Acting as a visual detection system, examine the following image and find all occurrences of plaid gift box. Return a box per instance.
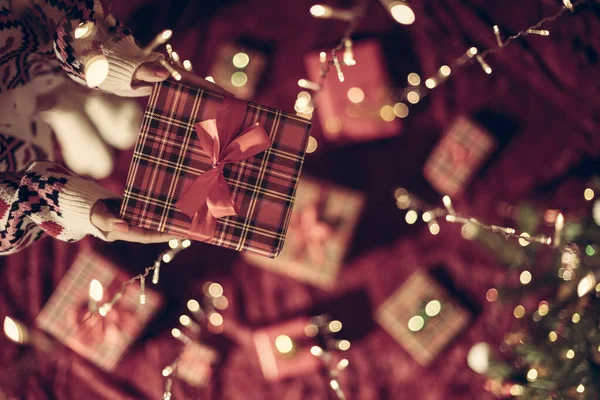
[375,271,470,366]
[252,316,323,381]
[120,79,311,257]
[35,251,162,371]
[304,40,402,143]
[423,116,496,197]
[208,42,268,100]
[243,178,365,288]
[175,342,219,387]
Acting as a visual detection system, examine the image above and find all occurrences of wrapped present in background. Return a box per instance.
[173,342,219,387]
[252,315,349,381]
[244,178,365,288]
[120,79,311,257]
[304,39,402,143]
[375,271,470,366]
[35,251,162,371]
[423,116,496,198]
[207,41,268,100]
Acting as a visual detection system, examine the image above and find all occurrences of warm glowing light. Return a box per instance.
[572,313,581,323]
[205,76,215,83]
[577,384,585,393]
[425,300,442,317]
[394,103,409,118]
[461,223,478,240]
[584,188,595,201]
[183,60,192,71]
[468,47,478,56]
[421,212,432,223]
[485,288,498,302]
[328,320,343,333]
[380,105,396,122]
[208,283,224,298]
[171,328,181,338]
[85,56,109,87]
[405,210,418,225]
[513,305,525,318]
[330,380,340,390]
[161,30,173,41]
[187,299,200,312]
[518,233,530,247]
[347,87,365,103]
[275,334,294,354]
[89,279,104,302]
[310,4,329,17]
[337,359,350,369]
[389,2,415,25]
[566,349,575,359]
[467,343,490,374]
[232,52,250,68]
[439,65,451,76]
[407,73,421,86]
[231,71,248,87]
[74,22,95,39]
[304,324,319,337]
[519,271,532,285]
[306,136,319,153]
[3,317,25,344]
[181,239,191,248]
[213,295,229,310]
[586,245,596,256]
[325,118,343,134]
[538,302,549,316]
[168,239,179,249]
[209,312,224,327]
[179,315,191,326]
[425,78,437,89]
[578,272,596,297]
[408,315,425,332]
[310,345,324,357]
[406,91,420,104]
[429,222,440,235]
[162,252,173,263]
[510,385,524,396]
[476,55,492,74]
[548,331,558,342]
[162,366,173,377]
[337,340,351,351]
[526,368,538,382]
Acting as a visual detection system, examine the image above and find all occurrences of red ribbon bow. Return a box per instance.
[175,97,272,240]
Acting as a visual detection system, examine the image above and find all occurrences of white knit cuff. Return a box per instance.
[59,177,119,240]
[100,36,162,97]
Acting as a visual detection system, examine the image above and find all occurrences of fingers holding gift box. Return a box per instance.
[120,79,311,257]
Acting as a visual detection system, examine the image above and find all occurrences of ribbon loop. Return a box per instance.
[175,97,272,240]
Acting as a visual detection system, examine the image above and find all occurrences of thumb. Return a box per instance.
[134,62,170,84]
[90,199,127,232]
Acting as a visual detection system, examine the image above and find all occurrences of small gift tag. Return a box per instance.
[375,271,470,366]
[243,178,365,288]
[36,250,163,371]
[423,116,496,198]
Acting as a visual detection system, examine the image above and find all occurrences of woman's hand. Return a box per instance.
[91,199,180,244]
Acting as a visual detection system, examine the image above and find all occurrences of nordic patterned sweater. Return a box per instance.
[0,0,154,255]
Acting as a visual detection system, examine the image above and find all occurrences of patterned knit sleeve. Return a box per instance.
[50,0,161,97]
[0,145,117,255]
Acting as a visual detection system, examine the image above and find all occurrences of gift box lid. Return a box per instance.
[120,80,312,258]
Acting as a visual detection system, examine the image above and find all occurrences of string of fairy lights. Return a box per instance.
[295,0,581,123]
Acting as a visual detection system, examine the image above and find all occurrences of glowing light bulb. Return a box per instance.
[425,300,442,317]
[407,73,421,86]
[89,279,104,302]
[208,283,224,298]
[577,272,596,297]
[85,56,109,88]
[347,87,365,103]
[425,78,437,89]
[310,4,330,17]
[209,312,223,327]
[408,316,425,331]
[232,52,250,68]
[310,346,324,357]
[526,369,538,382]
[388,2,415,25]
[394,103,409,118]
[3,317,26,344]
[328,320,343,333]
[231,71,248,87]
[74,22,95,39]
[306,136,318,153]
[439,65,451,77]
[519,271,532,285]
[405,210,418,224]
[275,335,294,354]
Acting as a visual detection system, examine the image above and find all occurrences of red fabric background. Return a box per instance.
[2,0,600,398]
